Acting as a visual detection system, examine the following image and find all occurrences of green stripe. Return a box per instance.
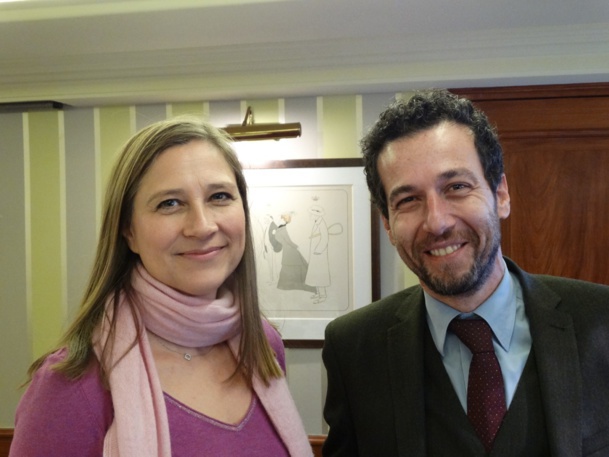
[245,99,279,123]
[170,101,207,118]
[98,106,134,196]
[28,111,66,357]
[0,113,31,426]
[321,95,358,158]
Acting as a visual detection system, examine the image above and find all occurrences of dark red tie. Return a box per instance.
[449,318,507,453]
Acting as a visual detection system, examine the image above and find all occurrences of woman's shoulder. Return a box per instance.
[28,348,110,404]
[262,319,281,347]
[261,319,286,372]
[12,348,113,456]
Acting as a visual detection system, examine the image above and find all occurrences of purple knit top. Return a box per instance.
[10,322,290,457]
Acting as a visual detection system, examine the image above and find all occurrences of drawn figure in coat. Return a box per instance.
[270,212,316,293]
[259,214,281,284]
[305,205,331,304]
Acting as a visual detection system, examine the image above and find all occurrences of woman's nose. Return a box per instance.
[183,206,217,238]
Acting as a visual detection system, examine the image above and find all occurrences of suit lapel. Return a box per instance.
[514,265,582,457]
[387,289,427,457]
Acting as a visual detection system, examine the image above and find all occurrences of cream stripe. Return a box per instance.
[316,96,324,157]
[355,95,363,144]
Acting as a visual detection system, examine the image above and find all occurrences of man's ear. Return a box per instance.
[496,174,511,220]
[381,215,396,246]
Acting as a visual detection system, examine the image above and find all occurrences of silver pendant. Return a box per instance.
[184,353,192,361]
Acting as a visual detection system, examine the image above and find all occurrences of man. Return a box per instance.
[322,89,609,456]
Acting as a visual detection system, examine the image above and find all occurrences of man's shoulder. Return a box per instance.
[514,264,609,300]
[508,257,608,293]
[326,285,421,336]
[531,274,609,315]
[507,258,609,316]
[534,273,609,294]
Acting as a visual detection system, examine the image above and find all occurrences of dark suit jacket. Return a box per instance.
[322,258,609,456]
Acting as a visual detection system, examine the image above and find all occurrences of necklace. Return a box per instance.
[148,332,214,361]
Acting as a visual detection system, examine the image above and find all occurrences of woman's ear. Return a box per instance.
[122,227,138,254]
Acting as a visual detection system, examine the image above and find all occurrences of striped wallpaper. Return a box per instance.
[0,92,400,428]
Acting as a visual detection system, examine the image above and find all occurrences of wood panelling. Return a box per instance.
[309,434,326,457]
[0,429,12,457]
[503,136,609,284]
[453,83,609,284]
[453,83,609,102]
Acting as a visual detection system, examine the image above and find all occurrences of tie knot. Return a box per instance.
[449,318,495,354]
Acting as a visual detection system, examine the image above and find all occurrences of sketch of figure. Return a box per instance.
[305,205,331,303]
[260,214,281,283]
[270,213,316,293]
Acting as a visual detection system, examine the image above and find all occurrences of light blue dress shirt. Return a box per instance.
[425,259,532,411]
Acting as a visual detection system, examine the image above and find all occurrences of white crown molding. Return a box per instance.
[1,1,608,105]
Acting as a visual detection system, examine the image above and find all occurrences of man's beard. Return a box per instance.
[406,217,502,297]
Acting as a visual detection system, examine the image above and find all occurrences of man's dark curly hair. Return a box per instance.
[361,89,504,219]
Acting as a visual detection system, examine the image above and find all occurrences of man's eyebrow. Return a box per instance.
[439,168,479,183]
[387,184,416,204]
[386,168,481,203]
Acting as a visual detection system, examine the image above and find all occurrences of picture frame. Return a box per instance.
[243,158,380,348]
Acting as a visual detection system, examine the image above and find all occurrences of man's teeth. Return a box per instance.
[429,245,461,257]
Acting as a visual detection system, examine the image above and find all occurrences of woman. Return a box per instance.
[10,117,312,456]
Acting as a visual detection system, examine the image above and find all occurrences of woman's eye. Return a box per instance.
[157,199,180,209]
[211,192,233,202]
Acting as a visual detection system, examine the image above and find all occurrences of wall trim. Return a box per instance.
[0,429,13,457]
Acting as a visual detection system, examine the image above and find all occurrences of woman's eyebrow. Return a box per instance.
[145,189,184,206]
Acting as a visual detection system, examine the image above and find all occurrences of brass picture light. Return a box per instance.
[222,106,301,141]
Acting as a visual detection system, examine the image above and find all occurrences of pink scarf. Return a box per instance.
[93,264,312,456]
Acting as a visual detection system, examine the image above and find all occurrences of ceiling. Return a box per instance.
[1,0,608,107]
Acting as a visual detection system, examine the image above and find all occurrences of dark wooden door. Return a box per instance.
[452,84,609,285]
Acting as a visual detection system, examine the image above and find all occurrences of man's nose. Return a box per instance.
[423,194,455,236]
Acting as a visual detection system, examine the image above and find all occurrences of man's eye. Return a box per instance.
[449,183,469,192]
[397,196,415,207]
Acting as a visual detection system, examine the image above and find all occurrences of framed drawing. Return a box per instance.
[243,158,380,348]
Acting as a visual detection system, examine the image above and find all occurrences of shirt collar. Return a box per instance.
[425,258,516,356]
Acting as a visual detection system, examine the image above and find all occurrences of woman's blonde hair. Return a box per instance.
[28,116,282,385]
